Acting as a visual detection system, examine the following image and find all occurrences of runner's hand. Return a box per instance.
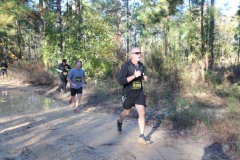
[83,82,87,89]
[143,73,148,82]
[134,70,141,78]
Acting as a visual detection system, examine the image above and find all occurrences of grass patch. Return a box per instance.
[9,61,56,85]
[205,71,223,85]
[227,96,240,120]
[86,80,120,106]
[169,98,203,129]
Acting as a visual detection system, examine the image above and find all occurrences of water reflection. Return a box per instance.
[0,90,65,115]
[1,90,8,103]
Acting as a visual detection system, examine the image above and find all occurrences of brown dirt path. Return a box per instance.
[0,80,233,160]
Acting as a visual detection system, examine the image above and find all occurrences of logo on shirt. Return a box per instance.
[76,77,82,82]
[132,81,141,89]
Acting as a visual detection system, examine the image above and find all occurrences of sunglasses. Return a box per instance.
[132,52,141,55]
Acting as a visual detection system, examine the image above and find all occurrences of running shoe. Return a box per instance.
[117,120,122,133]
[138,135,151,144]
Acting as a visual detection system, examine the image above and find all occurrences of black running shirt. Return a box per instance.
[118,60,144,98]
[58,63,71,78]
[0,63,8,71]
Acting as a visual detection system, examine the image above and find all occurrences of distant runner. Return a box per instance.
[1,60,8,79]
[117,47,150,144]
[57,59,71,93]
[67,61,86,113]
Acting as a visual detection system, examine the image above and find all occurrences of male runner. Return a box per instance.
[1,60,8,79]
[117,47,150,144]
[67,61,86,113]
[57,59,71,93]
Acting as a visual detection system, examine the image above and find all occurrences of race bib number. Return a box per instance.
[132,81,141,89]
[63,72,67,76]
[76,77,82,82]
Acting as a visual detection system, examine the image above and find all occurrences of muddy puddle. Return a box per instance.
[0,89,65,115]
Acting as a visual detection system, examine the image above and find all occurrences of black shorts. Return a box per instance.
[2,70,7,75]
[70,87,82,96]
[60,77,67,84]
[122,92,146,109]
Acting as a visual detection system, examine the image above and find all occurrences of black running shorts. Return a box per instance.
[70,87,82,96]
[122,91,146,109]
[2,70,7,75]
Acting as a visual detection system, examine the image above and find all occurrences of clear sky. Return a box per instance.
[215,0,239,16]
[36,0,239,16]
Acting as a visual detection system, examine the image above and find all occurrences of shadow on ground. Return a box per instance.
[202,142,231,160]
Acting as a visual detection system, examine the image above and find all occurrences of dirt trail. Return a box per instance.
[0,80,233,160]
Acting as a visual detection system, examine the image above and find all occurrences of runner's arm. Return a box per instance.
[56,69,62,73]
[141,66,148,82]
[83,72,87,84]
[56,64,62,73]
[67,71,73,84]
[118,64,135,85]
[67,77,73,85]
[67,71,77,87]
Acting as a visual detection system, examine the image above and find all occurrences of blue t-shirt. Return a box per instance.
[67,68,85,89]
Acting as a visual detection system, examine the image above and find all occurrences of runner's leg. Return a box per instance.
[135,104,145,135]
[63,78,67,93]
[60,78,65,92]
[69,88,75,105]
[119,109,130,123]
[74,93,81,110]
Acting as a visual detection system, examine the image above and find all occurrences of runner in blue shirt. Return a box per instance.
[67,61,86,113]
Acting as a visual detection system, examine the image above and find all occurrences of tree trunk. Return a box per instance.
[209,0,215,69]
[74,0,83,41]
[201,0,205,56]
[164,18,170,56]
[56,0,62,63]
[205,51,209,71]
[189,0,192,11]
[134,27,138,47]
[28,31,31,60]
[4,42,8,59]
[205,3,209,47]
[238,36,240,63]
[126,0,129,55]
[39,0,45,36]
[16,20,22,59]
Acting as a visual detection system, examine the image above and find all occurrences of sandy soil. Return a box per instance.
[0,80,234,160]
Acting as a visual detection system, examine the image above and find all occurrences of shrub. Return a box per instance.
[205,71,222,85]
[9,61,56,85]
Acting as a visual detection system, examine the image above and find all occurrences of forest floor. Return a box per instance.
[0,78,237,160]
